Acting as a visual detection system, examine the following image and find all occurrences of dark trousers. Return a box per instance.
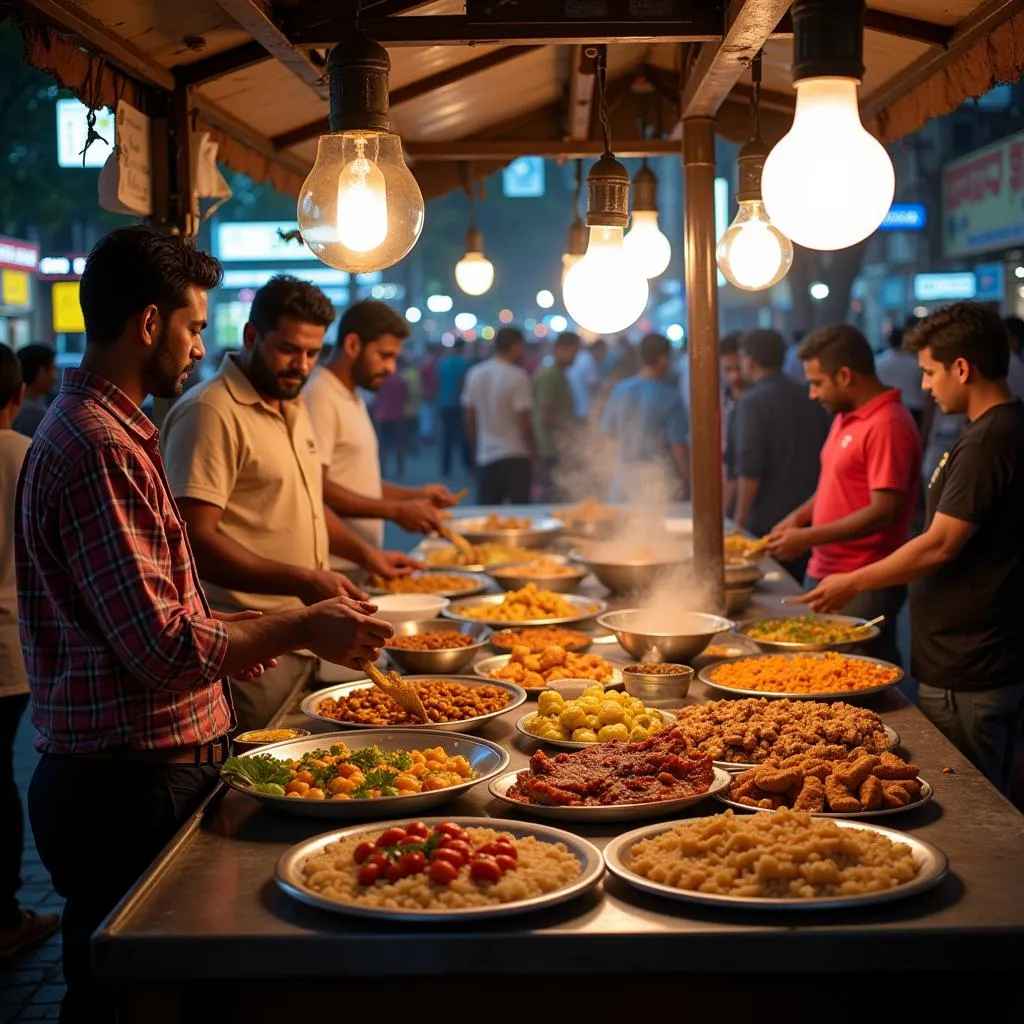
[29,755,219,1023]
[477,457,532,505]
[804,575,907,666]
[376,419,406,479]
[1,693,29,930]
[440,407,471,475]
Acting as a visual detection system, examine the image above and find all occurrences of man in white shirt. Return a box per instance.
[305,300,458,571]
[876,324,925,427]
[462,326,536,504]
[566,336,607,420]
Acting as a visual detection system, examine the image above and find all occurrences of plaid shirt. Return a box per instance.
[15,369,233,754]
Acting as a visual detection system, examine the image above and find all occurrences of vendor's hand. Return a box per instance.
[418,483,460,508]
[362,548,426,580]
[771,512,802,535]
[793,573,860,614]
[297,569,369,605]
[212,610,279,678]
[392,498,446,534]
[767,526,812,563]
[305,596,393,667]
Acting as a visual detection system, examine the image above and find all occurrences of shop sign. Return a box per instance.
[0,237,39,273]
[502,157,545,198]
[879,204,927,231]
[39,256,86,278]
[214,222,317,262]
[973,262,1005,302]
[1,270,30,308]
[913,272,977,302]
[52,281,86,334]
[942,128,1024,258]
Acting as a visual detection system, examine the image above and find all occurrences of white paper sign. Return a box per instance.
[115,100,152,215]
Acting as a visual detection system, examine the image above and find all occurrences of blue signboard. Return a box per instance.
[502,157,545,198]
[973,261,1005,302]
[879,204,927,232]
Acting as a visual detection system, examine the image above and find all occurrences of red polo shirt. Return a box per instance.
[807,389,922,578]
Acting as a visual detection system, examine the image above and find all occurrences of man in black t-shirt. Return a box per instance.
[798,303,1024,793]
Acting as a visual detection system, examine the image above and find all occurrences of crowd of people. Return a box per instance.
[0,225,1022,1020]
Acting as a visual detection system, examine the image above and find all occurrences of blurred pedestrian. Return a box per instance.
[532,331,581,499]
[438,340,472,475]
[567,336,607,421]
[12,343,57,438]
[419,344,439,442]
[876,323,925,427]
[401,356,422,458]
[372,359,409,479]
[1002,316,1024,398]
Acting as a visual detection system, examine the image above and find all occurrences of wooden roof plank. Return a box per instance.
[565,44,598,141]
[405,138,682,160]
[174,40,270,85]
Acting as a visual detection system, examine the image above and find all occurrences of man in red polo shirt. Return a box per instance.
[767,324,921,663]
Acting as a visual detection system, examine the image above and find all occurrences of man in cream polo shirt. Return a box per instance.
[162,276,381,730]
[305,300,458,571]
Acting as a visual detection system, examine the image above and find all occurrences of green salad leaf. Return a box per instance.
[346,745,385,772]
[220,754,291,789]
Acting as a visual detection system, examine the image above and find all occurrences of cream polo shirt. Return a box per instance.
[304,366,383,571]
[161,354,329,615]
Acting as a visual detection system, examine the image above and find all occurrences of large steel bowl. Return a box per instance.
[597,609,733,663]
[488,557,587,594]
[733,614,881,653]
[573,542,692,596]
[448,515,564,549]
[383,619,493,674]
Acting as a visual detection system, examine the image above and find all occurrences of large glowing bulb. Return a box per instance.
[563,226,649,334]
[561,251,583,290]
[298,131,424,273]
[716,200,794,291]
[623,210,672,279]
[762,78,894,251]
[454,250,494,296]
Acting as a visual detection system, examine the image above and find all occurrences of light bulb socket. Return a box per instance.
[791,0,865,83]
[585,154,631,229]
[565,217,587,257]
[631,162,660,213]
[736,138,770,203]
[327,29,392,134]
[465,225,485,253]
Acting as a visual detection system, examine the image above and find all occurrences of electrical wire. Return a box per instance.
[751,50,763,142]
[596,46,613,159]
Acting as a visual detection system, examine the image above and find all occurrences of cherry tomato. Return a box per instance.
[428,859,459,886]
[493,842,518,861]
[476,842,514,859]
[399,851,427,875]
[469,856,502,884]
[353,841,376,864]
[440,839,474,861]
[495,855,518,873]
[404,821,430,839]
[357,862,383,886]
[434,822,468,841]
[430,848,466,869]
[375,827,408,849]
[367,852,390,871]
[398,836,425,848]
[386,860,411,883]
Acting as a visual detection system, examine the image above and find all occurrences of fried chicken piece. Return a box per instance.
[833,754,877,790]
[538,645,567,671]
[874,751,920,780]
[824,774,861,813]
[729,773,760,802]
[756,794,785,809]
[881,781,911,808]
[752,765,803,793]
[793,775,826,812]
[899,778,923,800]
[858,775,884,811]
[510,644,532,663]
[800,758,834,781]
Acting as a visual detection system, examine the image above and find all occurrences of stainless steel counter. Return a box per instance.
[92,507,1024,1000]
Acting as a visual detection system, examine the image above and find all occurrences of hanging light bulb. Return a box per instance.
[623,161,672,279]
[455,226,495,296]
[761,0,894,251]
[297,30,424,272]
[717,56,794,292]
[563,49,649,334]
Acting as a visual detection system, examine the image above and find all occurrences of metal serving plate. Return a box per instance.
[474,654,623,692]
[698,651,904,702]
[449,515,565,548]
[221,730,509,819]
[733,614,881,654]
[488,766,732,823]
[724,560,765,587]
[383,619,492,675]
[365,570,489,600]
[444,592,607,629]
[490,628,594,655]
[715,777,934,820]
[488,558,588,594]
[300,675,528,733]
[516,709,677,751]
[275,816,604,921]
[604,816,948,910]
[711,723,902,771]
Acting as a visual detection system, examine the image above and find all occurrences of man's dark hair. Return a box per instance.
[249,275,335,335]
[495,326,525,354]
[904,302,1010,381]
[554,331,581,350]
[740,329,786,371]
[797,323,876,377]
[335,299,410,347]
[15,343,55,386]
[0,344,22,410]
[639,333,670,366]
[719,331,742,357]
[79,226,223,345]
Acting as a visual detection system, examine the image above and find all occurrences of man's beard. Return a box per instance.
[143,328,193,400]
[247,344,308,400]
[352,347,389,391]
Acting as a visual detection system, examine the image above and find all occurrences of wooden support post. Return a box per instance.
[682,116,724,614]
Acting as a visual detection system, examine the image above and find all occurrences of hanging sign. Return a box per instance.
[115,100,153,216]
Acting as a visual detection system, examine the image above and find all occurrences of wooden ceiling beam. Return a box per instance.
[173,41,270,86]
[405,139,682,161]
[680,0,792,119]
[564,45,598,142]
[861,9,955,46]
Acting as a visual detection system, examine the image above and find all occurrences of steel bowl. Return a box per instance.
[448,515,564,549]
[488,558,588,594]
[724,584,756,616]
[383,619,493,674]
[725,559,765,587]
[621,663,694,701]
[734,614,881,653]
[365,570,488,599]
[597,609,733,663]
[444,592,606,629]
[575,547,692,596]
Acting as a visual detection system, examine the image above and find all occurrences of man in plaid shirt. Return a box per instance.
[15,226,392,1023]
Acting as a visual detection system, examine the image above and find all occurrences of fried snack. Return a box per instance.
[752,766,802,794]
[386,630,477,652]
[491,557,580,579]
[874,751,921,780]
[706,652,901,695]
[488,643,615,690]
[881,782,911,808]
[315,679,511,726]
[426,542,524,568]
[793,775,827,812]
[833,754,878,790]
[744,616,872,646]
[369,572,478,595]
[491,627,591,652]
[459,583,595,623]
[824,774,861,813]
[858,775,884,811]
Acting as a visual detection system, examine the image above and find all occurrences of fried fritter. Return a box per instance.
[858,775,884,812]
[833,754,878,790]
[793,775,826,812]
[874,751,920,780]
[752,765,803,793]
[824,774,861,813]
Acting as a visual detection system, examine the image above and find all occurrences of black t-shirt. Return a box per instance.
[910,401,1024,690]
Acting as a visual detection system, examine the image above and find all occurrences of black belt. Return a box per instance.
[63,737,232,766]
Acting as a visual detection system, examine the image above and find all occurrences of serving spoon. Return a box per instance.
[359,658,430,723]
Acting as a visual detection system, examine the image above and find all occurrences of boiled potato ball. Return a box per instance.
[526,685,666,743]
